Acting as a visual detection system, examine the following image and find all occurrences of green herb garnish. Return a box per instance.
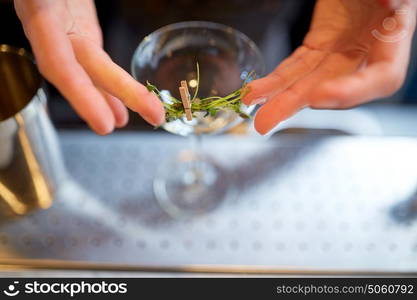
[146,63,255,123]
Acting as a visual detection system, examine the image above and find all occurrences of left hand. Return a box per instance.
[243,0,417,135]
[14,0,165,135]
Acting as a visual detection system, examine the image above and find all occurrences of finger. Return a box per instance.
[242,47,327,105]
[69,35,165,126]
[271,46,310,69]
[21,13,115,135]
[311,21,414,109]
[98,89,129,128]
[254,51,366,135]
[241,50,305,106]
[242,48,308,105]
[254,88,308,135]
[310,62,406,109]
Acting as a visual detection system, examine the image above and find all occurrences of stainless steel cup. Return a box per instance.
[0,45,67,217]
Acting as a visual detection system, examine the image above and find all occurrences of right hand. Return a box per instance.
[242,0,416,135]
[14,0,165,135]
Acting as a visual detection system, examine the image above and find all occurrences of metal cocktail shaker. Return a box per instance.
[0,45,67,217]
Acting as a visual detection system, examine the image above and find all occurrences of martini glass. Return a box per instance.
[132,21,264,217]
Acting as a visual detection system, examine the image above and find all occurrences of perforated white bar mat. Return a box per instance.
[1,132,417,274]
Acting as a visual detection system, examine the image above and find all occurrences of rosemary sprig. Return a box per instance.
[146,64,255,123]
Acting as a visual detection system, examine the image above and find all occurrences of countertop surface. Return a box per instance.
[2,105,417,277]
[1,130,417,276]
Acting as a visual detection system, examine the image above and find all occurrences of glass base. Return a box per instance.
[154,150,231,218]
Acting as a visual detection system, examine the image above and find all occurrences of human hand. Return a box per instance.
[14,0,165,135]
[243,0,417,135]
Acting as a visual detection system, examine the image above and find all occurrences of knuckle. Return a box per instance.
[388,78,404,95]
[383,71,405,95]
[286,85,302,99]
[36,59,51,78]
[297,54,314,71]
[270,71,288,87]
[36,56,62,80]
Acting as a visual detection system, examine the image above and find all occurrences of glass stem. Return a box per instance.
[187,134,204,184]
[189,133,203,157]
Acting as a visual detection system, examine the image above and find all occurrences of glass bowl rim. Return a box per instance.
[131,20,265,79]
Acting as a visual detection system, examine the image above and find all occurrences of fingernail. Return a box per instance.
[155,111,165,126]
[141,113,163,127]
[115,120,128,129]
[147,95,166,126]
[243,96,267,106]
[92,122,114,135]
[252,97,268,105]
[141,113,156,126]
[254,120,275,136]
[255,125,271,136]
